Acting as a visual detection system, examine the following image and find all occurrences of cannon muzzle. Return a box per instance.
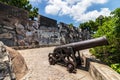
[54,36,108,51]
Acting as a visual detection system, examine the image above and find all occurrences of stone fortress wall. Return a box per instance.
[0,2,91,47]
[0,2,29,46]
[0,2,39,46]
[38,15,60,45]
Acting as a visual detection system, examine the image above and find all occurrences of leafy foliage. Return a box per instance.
[79,20,99,34]
[81,8,120,73]
[91,8,120,73]
[92,17,117,64]
[111,63,120,74]
[79,16,112,34]
[29,7,39,20]
[69,23,74,28]
[0,0,38,20]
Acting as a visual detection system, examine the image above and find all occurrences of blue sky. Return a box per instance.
[29,0,120,27]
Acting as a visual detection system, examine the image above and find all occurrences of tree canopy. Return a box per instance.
[79,8,120,74]
[79,20,99,34]
[69,23,74,28]
[91,8,120,73]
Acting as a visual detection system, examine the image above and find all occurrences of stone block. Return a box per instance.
[81,50,120,80]
[5,46,28,80]
[89,62,120,80]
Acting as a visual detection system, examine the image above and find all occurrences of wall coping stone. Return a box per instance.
[81,49,120,80]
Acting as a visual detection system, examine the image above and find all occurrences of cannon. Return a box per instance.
[48,36,109,73]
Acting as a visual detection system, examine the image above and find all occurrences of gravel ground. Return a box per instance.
[18,47,93,80]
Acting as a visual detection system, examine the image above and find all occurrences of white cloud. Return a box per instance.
[45,5,60,15]
[76,8,111,22]
[93,0,108,4]
[45,0,111,23]
[65,0,81,5]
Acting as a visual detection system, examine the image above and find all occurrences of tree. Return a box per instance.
[88,20,98,33]
[79,22,89,30]
[69,23,73,28]
[111,8,120,37]
[29,7,39,20]
[92,8,120,73]
[79,16,112,34]
[79,20,98,34]
[0,0,38,20]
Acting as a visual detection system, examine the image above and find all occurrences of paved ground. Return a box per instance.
[18,47,93,80]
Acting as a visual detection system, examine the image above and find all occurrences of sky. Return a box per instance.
[29,0,120,27]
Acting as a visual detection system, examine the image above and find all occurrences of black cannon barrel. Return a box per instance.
[55,36,109,51]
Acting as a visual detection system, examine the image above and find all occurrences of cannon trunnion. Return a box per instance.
[48,36,109,73]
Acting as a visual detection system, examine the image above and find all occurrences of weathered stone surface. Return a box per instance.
[0,2,28,22]
[81,50,120,80]
[58,22,82,44]
[39,26,60,45]
[0,2,83,47]
[38,15,57,27]
[89,62,120,80]
[81,29,91,40]
[18,47,93,80]
[5,46,28,80]
[0,2,29,46]
[0,33,13,39]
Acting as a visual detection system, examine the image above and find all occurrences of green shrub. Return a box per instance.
[91,8,120,74]
[111,63,120,74]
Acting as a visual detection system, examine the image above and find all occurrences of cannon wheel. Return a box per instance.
[49,57,56,65]
[67,62,76,73]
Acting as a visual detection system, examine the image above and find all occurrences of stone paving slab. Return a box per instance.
[18,47,93,80]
